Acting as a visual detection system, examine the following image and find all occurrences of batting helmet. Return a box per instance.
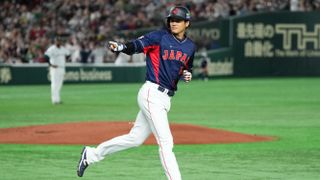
[167,6,191,21]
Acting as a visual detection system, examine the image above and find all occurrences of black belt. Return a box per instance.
[157,86,175,97]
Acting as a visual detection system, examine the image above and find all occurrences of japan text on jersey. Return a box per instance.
[133,29,196,91]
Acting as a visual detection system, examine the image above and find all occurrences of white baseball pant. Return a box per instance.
[85,81,181,180]
[50,67,65,104]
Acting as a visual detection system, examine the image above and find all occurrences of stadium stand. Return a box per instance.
[1,0,319,64]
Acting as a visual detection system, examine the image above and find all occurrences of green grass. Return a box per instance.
[0,78,320,180]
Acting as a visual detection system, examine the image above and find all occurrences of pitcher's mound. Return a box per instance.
[0,122,274,145]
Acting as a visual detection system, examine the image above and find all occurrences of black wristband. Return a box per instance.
[122,42,135,55]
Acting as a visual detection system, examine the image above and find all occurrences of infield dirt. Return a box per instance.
[0,122,274,145]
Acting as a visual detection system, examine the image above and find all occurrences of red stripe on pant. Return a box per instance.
[147,88,173,180]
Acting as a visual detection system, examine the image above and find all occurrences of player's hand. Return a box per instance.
[183,70,192,83]
[107,41,126,52]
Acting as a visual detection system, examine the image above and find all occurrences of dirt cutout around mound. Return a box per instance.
[0,122,274,145]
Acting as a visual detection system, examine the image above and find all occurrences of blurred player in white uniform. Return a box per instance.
[44,37,70,104]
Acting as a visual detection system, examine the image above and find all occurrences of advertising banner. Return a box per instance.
[232,11,320,76]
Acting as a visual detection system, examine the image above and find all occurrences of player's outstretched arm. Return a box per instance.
[106,41,136,55]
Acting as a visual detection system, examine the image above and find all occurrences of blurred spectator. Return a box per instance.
[114,52,145,65]
[65,36,81,62]
[79,42,92,63]
[114,52,131,65]
[89,42,107,64]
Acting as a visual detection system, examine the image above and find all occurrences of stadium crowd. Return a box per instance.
[1,0,320,64]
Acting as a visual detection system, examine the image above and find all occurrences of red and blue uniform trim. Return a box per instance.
[132,29,196,91]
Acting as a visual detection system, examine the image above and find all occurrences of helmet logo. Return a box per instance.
[172,8,179,15]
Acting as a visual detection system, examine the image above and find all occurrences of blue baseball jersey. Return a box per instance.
[131,29,196,91]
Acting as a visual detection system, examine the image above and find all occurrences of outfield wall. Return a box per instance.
[0,64,146,85]
[193,48,234,77]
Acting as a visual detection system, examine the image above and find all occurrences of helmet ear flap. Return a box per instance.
[166,18,170,28]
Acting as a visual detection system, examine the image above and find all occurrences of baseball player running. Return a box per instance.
[44,37,70,105]
[77,6,195,180]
